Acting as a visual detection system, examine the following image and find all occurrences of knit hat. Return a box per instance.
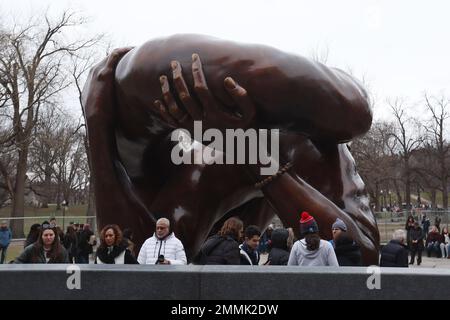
[332,218,347,232]
[299,211,319,235]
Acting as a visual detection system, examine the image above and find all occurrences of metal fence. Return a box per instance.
[375,210,450,244]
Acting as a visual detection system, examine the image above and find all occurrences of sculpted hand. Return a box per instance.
[154,53,256,133]
[82,47,133,125]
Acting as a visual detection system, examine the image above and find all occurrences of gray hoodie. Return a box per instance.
[288,239,339,266]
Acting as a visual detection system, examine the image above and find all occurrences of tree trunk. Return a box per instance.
[441,157,448,209]
[405,164,411,209]
[374,183,380,212]
[442,181,448,210]
[431,189,437,209]
[10,148,28,238]
[56,183,61,211]
[393,179,403,207]
[417,185,421,206]
[41,167,52,208]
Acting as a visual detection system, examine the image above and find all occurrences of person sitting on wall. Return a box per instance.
[425,226,443,258]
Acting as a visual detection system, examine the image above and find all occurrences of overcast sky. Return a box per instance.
[1,0,449,120]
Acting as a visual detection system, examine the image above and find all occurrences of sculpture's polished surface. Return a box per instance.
[82,34,379,265]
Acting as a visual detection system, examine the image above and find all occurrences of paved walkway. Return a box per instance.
[409,256,450,268]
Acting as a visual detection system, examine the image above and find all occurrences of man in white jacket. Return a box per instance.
[137,218,187,265]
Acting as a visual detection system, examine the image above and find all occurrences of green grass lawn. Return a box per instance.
[4,242,23,263]
[0,204,88,218]
[0,204,91,238]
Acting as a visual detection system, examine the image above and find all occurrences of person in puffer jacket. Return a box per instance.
[137,218,187,265]
[268,228,290,265]
[334,232,362,266]
[380,229,408,267]
[0,221,12,264]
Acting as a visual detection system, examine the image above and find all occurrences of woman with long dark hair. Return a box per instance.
[15,223,69,263]
[24,224,41,248]
[199,217,244,265]
[95,224,138,264]
[288,212,338,266]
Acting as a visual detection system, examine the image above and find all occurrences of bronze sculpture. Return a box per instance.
[82,34,380,265]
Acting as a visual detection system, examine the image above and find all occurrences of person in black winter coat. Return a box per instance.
[63,226,78,263]
[199,217,243,265]
[425,226,443,258]
[95,225,138,264]
[409,222,424,265]
[76,224,96,264]
[380,229,408,267]
[267,228,290,265]
[239,225,261,265]
[405,215,415,249]
[334,233,362,266]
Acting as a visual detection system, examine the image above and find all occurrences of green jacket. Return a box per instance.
[14,244,69,264]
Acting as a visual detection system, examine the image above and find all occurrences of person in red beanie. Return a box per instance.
[288,212,339,266]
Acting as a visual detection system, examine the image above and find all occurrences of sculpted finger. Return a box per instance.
[160,75,186,122]
[192,53,218,112]
[224,77,256,126]
[154,100,178,127]
[171,60,203,120]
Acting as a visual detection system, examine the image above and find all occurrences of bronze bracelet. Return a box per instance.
[254,162,294,189]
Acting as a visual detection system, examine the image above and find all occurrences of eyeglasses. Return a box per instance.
[42,224,53,230]
[156,226,168,230]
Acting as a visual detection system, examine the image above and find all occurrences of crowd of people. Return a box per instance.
[0,212,361,266]
[3,210,446,267]
[0,210,367,267]
[401,214,450,265]
[378,213,449,268]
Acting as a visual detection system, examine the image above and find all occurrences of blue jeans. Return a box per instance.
[426,242,440,257]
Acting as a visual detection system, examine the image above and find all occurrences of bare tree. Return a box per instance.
[70,53,100,218]
[29,106,67,207]
[352,120,397,211]
[388,98,424,210]
[70,43,111,225]
[0,11,101,236]
[410,146,441,209]
[422,93,450,209]
[54,127,87,210]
